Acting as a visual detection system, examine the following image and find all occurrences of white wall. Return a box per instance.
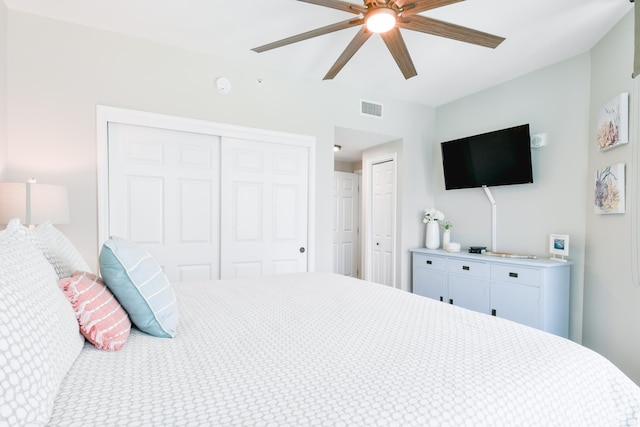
[334,160,356,173]
[0,2,7,179]
[4,11,433,286]
[583,11,640,384]
[434,53,591,343]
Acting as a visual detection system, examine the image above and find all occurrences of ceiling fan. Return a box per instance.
[251,0,505,80]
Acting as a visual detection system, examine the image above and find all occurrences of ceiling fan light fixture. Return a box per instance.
[366,8,396,33]
[251,1,506,81]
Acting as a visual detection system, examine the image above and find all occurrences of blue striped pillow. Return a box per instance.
[99,237,178,338]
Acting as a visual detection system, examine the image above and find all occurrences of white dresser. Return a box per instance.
[411,248,571,338]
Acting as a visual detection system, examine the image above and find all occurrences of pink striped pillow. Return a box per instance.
[58,271,131,351]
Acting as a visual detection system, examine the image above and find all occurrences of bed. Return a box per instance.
[2,221,640,426]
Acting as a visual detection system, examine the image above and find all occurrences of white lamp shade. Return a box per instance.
[0,182,70,225]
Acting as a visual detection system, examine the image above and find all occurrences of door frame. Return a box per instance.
[362,153,397,287]
[96,105,316,271]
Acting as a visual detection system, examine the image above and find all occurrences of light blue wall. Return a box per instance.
[583,11,640,384]
[435,9,640,384]
[435,53,591,344]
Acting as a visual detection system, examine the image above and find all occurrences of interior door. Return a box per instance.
[107,123,221,282]
[220,137,309,279]
[333,171,360,277]
[370,159,395,286]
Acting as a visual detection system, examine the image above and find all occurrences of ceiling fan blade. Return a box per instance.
[396,0,464,16]
[298,0,366,14]
[398,14,505,48]
[323,26,372,80]
[380,28,417,79]
[252,17,364,53]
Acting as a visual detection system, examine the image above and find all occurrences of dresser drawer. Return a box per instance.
[413,253,446,271]
[447,259,489,278]
[491,264,541,287]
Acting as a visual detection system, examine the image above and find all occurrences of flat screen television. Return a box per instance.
[440,124,533,190]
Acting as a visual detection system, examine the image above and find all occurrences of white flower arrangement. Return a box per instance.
[423,208,445,224]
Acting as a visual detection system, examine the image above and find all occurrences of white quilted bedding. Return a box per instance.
[49,272,640,426]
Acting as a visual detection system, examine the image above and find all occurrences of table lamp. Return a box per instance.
[0,179,70,227]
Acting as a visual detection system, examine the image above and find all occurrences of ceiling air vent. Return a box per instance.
[360,100,383,118]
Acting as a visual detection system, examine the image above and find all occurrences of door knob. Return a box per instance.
[299,247,305,253]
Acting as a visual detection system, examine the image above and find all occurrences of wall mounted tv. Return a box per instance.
[441,124,533,190]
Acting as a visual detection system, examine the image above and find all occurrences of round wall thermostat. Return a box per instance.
[215,77,231,94]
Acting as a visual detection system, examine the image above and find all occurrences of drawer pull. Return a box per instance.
[439,296,443,302]
[491,309,497,316]
[462,265,470,271]
[426,260,432,265]
[449,298,454,305]
[509,272,518,278]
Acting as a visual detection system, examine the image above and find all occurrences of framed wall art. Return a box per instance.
[595,163,625,214]
[597,92,629,151]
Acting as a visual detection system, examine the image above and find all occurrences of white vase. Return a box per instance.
[442,229,451,249]
[425,221,440,249]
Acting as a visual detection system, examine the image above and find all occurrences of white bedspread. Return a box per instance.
[49,273,640,426]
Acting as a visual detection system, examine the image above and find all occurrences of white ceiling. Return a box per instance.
[2,0,633,161]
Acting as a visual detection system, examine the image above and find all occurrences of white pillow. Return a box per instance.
[32,220,92,276]
[0,225,85,426]
[7,219,91,279]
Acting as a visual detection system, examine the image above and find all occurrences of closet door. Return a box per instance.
[221,137,309,279]
[370,159,396,287]
[333,171,360,278]
[107,123,221,282]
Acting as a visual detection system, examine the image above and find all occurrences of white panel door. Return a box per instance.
[371,160,395,286]
[221,137,309,279]
[107,123,220,282]
[333,171,360,277]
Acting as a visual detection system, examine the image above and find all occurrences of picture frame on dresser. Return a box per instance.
[549,234,569,261]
